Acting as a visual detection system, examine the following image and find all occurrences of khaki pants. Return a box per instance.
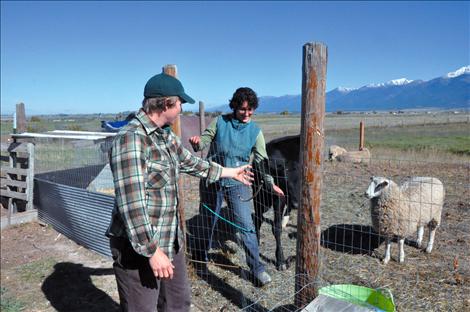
[110,237,191,312]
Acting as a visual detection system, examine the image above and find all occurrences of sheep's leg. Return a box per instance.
[416,225,424,248]
[426,219,439,253]
[399,238,405,263]
[383,238,391,264]
[426,228,437,253]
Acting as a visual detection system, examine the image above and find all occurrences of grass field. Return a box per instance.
[253,113,470,163]
[1,111,469,168]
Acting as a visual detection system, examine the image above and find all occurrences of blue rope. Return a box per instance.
[201,203,255,233]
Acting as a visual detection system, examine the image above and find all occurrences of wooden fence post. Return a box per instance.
[295,42,327,308]
[199,101,205,157]
[16,103,27,133]
[359,121,365,151]
[26,143,35,211]
[162,64,186,238]
[163,65,181,136]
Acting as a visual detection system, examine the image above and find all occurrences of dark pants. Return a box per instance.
[110,237,191,312]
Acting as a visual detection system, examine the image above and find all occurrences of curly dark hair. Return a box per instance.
[229,87,259,111]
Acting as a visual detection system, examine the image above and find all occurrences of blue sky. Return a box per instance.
[1,1,468,115]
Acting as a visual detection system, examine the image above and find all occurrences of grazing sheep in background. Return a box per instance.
[328,145,347,160]
[337,148,371,164]
[328,145,371,163]
[365,176,445,264]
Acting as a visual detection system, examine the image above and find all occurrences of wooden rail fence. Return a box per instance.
[1,142,36,228]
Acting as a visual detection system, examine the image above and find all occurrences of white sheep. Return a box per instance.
[365,176,444,264]
[328,145,371,164]
[328,145,347,160]
[337,148,370,164]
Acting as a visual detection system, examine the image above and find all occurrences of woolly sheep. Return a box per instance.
[329,145,371,163]
[328,145,347,160]
[365,176,444,264]
[337,148,371,164]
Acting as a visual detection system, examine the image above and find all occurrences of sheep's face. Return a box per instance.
[366,177,390,199]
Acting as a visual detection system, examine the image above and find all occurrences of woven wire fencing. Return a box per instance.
[182,134,469,311]
[21,114,469,311]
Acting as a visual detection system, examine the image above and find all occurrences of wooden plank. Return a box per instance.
[1,209,38,230]
[295,42,327,307]
[1,167,29,176]
[199,101,206,158]
[1,179,27,188]
[48,130,116,136]
[1,190,27,201]
[26,143,34,210]
[0,152,30,160]
[16,103,27,133]
[7,197,12,226]
[11,132,111,140]
[1,142,30,153]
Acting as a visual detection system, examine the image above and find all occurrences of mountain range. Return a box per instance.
[209,66,470,113]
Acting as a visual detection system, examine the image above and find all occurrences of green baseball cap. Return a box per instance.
[144,73,195,104]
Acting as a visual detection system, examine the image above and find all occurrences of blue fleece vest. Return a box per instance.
[208,114,260,187]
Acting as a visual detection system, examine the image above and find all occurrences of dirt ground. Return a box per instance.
[1,221,119,312]
[1,159,470,311]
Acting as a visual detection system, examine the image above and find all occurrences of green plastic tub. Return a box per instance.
[318,284,395,312]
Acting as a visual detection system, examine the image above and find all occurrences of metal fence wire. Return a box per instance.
[22,119,470,311]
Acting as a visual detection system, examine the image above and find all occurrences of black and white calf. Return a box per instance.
[252,135,301,271]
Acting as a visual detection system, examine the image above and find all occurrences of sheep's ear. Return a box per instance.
[374,181,388,193]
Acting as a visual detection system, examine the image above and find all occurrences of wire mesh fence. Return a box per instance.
[5,112,468,311]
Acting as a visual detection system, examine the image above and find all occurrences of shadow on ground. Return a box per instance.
[287,224,386,255]
[42,262,119,312]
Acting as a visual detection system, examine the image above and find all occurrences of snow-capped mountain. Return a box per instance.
[207,66,468,112]
[327,66,469,112]
[444,66,470,78]
[366,78,414,88]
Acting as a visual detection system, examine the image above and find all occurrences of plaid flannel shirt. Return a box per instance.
[106,110,222,260]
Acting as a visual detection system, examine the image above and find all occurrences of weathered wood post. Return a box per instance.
[199,101,206,157]
[16,103,27,133]
[163,64,186,237]
[163,65,181,136]
[1,142,35,228]
[359,121,365,151]
[295,42,327,307]
[26,143,35,211]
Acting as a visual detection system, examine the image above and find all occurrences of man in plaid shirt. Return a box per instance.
[106,73,253,312]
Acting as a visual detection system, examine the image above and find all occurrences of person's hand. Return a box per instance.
[189,136,200,150]
[149,247,175,280]
[273,184,285,197]
[221,164,254,185]
[232,165,254,185]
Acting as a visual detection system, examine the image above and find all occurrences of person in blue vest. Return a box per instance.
[189,87,284,286]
